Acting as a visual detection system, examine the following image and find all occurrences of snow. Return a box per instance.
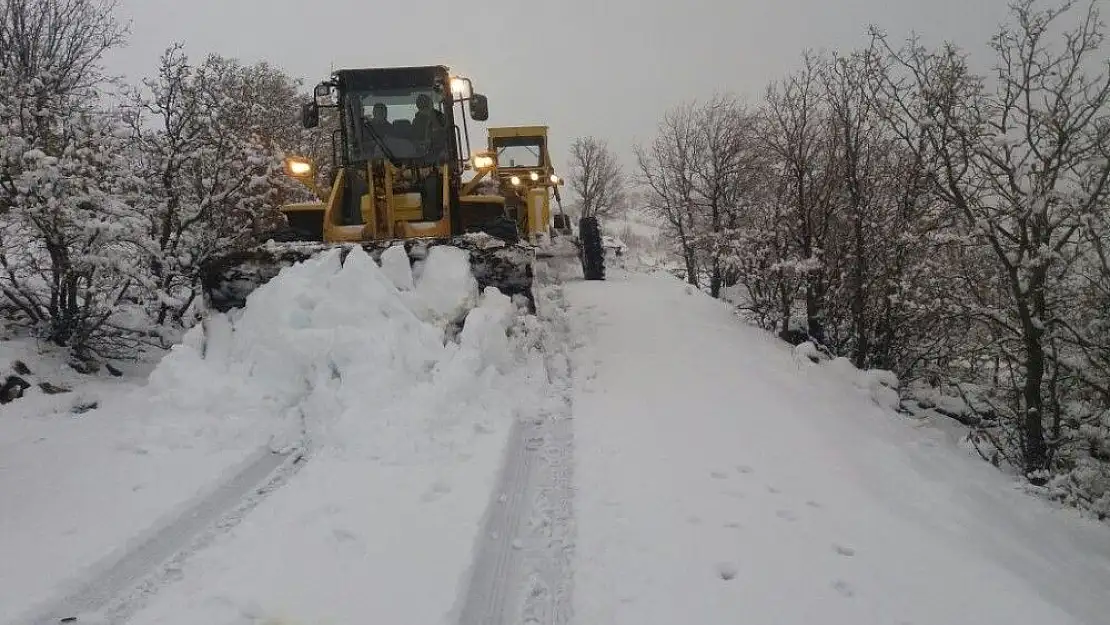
[6,254,1110,625]
[566,269,1110,625]
[105,250,553,625]
[409,244,480,327]
[2,244,552,625]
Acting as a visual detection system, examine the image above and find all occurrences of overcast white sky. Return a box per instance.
[102,0,1011,176]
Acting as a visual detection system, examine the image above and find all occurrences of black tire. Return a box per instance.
[578,216,605,280]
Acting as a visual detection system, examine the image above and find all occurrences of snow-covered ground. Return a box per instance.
[567,269,1110,625]
[5,251,1110,625]
[2,244,566,625]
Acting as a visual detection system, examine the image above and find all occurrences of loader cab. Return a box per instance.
[297,65,489,241]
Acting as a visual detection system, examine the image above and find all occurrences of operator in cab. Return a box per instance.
[412,93,445,142]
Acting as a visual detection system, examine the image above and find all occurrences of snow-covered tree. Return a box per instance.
[123,45,304,327]
[0,0,150,361]
[871,0,1110,481]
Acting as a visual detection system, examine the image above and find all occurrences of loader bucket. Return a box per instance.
[199,234,535,314]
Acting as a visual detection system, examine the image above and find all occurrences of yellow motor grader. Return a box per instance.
[461,125,572,244]
[199,65,559,312]
[466,126,604,279]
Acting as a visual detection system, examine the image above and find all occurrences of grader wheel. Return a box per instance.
[578,216,605,281]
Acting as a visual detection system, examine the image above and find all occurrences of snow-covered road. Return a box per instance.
[5,256,1110,625]
[566,269,1110,625]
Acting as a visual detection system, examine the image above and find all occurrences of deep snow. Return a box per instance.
[567,269,1110,625]
[6,250,1110,625]
[2,244,563,625]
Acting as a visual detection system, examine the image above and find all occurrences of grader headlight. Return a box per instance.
[550,174,560,184]
[530,171,540,181]
[510,176,521,186]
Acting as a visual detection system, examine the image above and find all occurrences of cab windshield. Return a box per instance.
[345,86,449,165]
[493,137,544,169]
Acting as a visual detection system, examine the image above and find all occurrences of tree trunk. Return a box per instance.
[1022,332,1049,479]
[1019,267,1049,480]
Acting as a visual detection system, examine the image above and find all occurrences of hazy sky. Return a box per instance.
[102,0,1011,176]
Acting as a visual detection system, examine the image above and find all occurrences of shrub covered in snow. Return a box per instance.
[1,2,326,364]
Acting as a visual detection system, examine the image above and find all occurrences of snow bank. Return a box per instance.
[127,244,522,453]
[104,245,552,625]
[4,243,548,625]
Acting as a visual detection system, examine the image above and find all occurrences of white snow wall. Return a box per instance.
[128,244,549,457]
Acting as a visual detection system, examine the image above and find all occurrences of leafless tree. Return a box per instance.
[568,136,626,220]
[758,51,840,343]
[871,0,1110,478]
[635,103,703,286]
[688,94,760,297]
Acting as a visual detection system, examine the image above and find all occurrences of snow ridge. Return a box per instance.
[453,256,577,625]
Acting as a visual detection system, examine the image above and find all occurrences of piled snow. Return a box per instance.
[100,246,551,624]
[567,269,1110,625]
[3,244,551,625]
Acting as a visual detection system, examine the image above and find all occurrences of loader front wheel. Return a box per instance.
[578,216,605,281]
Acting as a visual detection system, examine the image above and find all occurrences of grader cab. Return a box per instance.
[463,126,604,280]
[460,125,571,244]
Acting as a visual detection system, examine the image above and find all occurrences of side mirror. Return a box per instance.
[469,93,489,121]
[302,102,320,129]
[313,83,335,106]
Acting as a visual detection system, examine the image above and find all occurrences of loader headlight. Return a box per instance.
[530,171,540,181]
[550,174,560,184]
[284,157,314,177]
[450,77,471,98]
[471,154,495,170]
[510,176,521,186]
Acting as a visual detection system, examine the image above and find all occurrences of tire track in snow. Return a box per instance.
[17,442,308,625]
[455,260,576,625]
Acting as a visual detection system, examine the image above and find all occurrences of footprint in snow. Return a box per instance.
[766,486,782,495]
[736,465,754,474]
[775,509,797,522]
[710,471,730,480]
[715,562,739,580]
[833,544,856,557]
[332,528,358,543]
[420,480,452,502]
[806,500,822,509]
[831,579,855,597]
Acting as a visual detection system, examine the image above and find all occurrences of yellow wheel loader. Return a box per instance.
[199,65,543,312]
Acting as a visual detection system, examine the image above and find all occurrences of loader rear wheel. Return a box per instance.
[578,216,605,281]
